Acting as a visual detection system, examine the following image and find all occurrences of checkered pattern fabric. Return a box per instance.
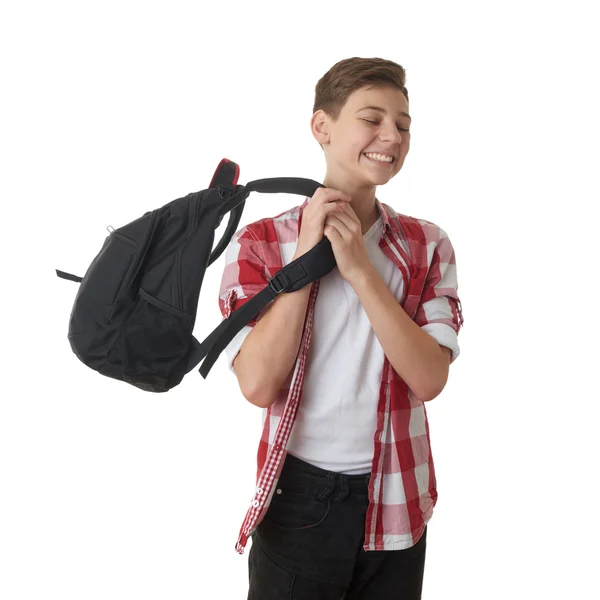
[218,197,464,553]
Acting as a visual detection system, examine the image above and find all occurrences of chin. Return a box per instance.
[367,170,396,185]
[359,156,401,183]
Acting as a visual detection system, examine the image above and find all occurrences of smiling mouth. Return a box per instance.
[363,153,396,165]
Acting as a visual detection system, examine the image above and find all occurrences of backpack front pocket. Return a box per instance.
[108,288,193,379]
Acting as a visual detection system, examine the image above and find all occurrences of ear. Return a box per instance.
[311,110,330,145]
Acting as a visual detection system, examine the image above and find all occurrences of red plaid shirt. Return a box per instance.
[218,197,464,554]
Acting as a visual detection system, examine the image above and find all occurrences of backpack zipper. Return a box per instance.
[174,198,198,311]
[175,248,183,311]
[124,210,159,289]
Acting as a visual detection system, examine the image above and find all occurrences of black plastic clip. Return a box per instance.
[268,272,292,295]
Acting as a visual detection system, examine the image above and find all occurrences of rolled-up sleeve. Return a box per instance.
[414,226,464,364]
[218,225,271,373]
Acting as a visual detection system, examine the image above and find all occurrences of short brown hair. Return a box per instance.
[313,57,409,122]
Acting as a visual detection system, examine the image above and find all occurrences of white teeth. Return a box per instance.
[365,153,394,163]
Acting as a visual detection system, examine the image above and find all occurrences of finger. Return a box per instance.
[324,223,342,243]
[326,211,359,234]
[315,187,352,206]
[324,201,348,212]
[335,202,361,224]
[325,216,356,243]
[320,201,351,220]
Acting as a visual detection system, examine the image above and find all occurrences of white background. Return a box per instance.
[2,1,599,598]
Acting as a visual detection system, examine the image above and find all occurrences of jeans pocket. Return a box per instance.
[265,486,331,532]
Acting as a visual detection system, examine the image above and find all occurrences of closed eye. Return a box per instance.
[363,119,410,133]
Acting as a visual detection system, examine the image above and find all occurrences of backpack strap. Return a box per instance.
[55,269,83,282]
[195,237,336,378]
[217,177,325,217]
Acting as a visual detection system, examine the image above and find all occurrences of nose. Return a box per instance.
[379,121,403,145]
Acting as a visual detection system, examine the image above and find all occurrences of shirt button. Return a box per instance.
[252,500,260,508]
[276,488,282,495]
[256,488,264,496]
[274,443,282,451]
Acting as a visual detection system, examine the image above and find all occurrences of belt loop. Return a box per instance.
[334,475,349,502]
[317,471,336,501]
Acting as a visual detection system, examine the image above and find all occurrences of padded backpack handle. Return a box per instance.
[245,177,325,197]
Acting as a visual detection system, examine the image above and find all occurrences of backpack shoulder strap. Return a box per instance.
[195,237,336,378]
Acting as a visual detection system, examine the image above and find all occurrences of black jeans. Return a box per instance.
[247,453,427,599]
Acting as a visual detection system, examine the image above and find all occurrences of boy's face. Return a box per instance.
[312,84,411,189]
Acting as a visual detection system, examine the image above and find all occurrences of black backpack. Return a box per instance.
[56,159,336,393]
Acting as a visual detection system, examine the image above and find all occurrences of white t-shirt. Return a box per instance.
[225,216,459,474]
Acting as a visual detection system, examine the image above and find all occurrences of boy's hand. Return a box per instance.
[293,188,353,259]
[323,202,373,285]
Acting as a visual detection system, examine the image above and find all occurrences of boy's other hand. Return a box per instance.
[323,202,372,285]
[294,188,352,259]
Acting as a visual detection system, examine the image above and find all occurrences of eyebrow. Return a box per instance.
[356,106,412,121]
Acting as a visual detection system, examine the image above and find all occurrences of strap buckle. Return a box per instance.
[268,272,291,295]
